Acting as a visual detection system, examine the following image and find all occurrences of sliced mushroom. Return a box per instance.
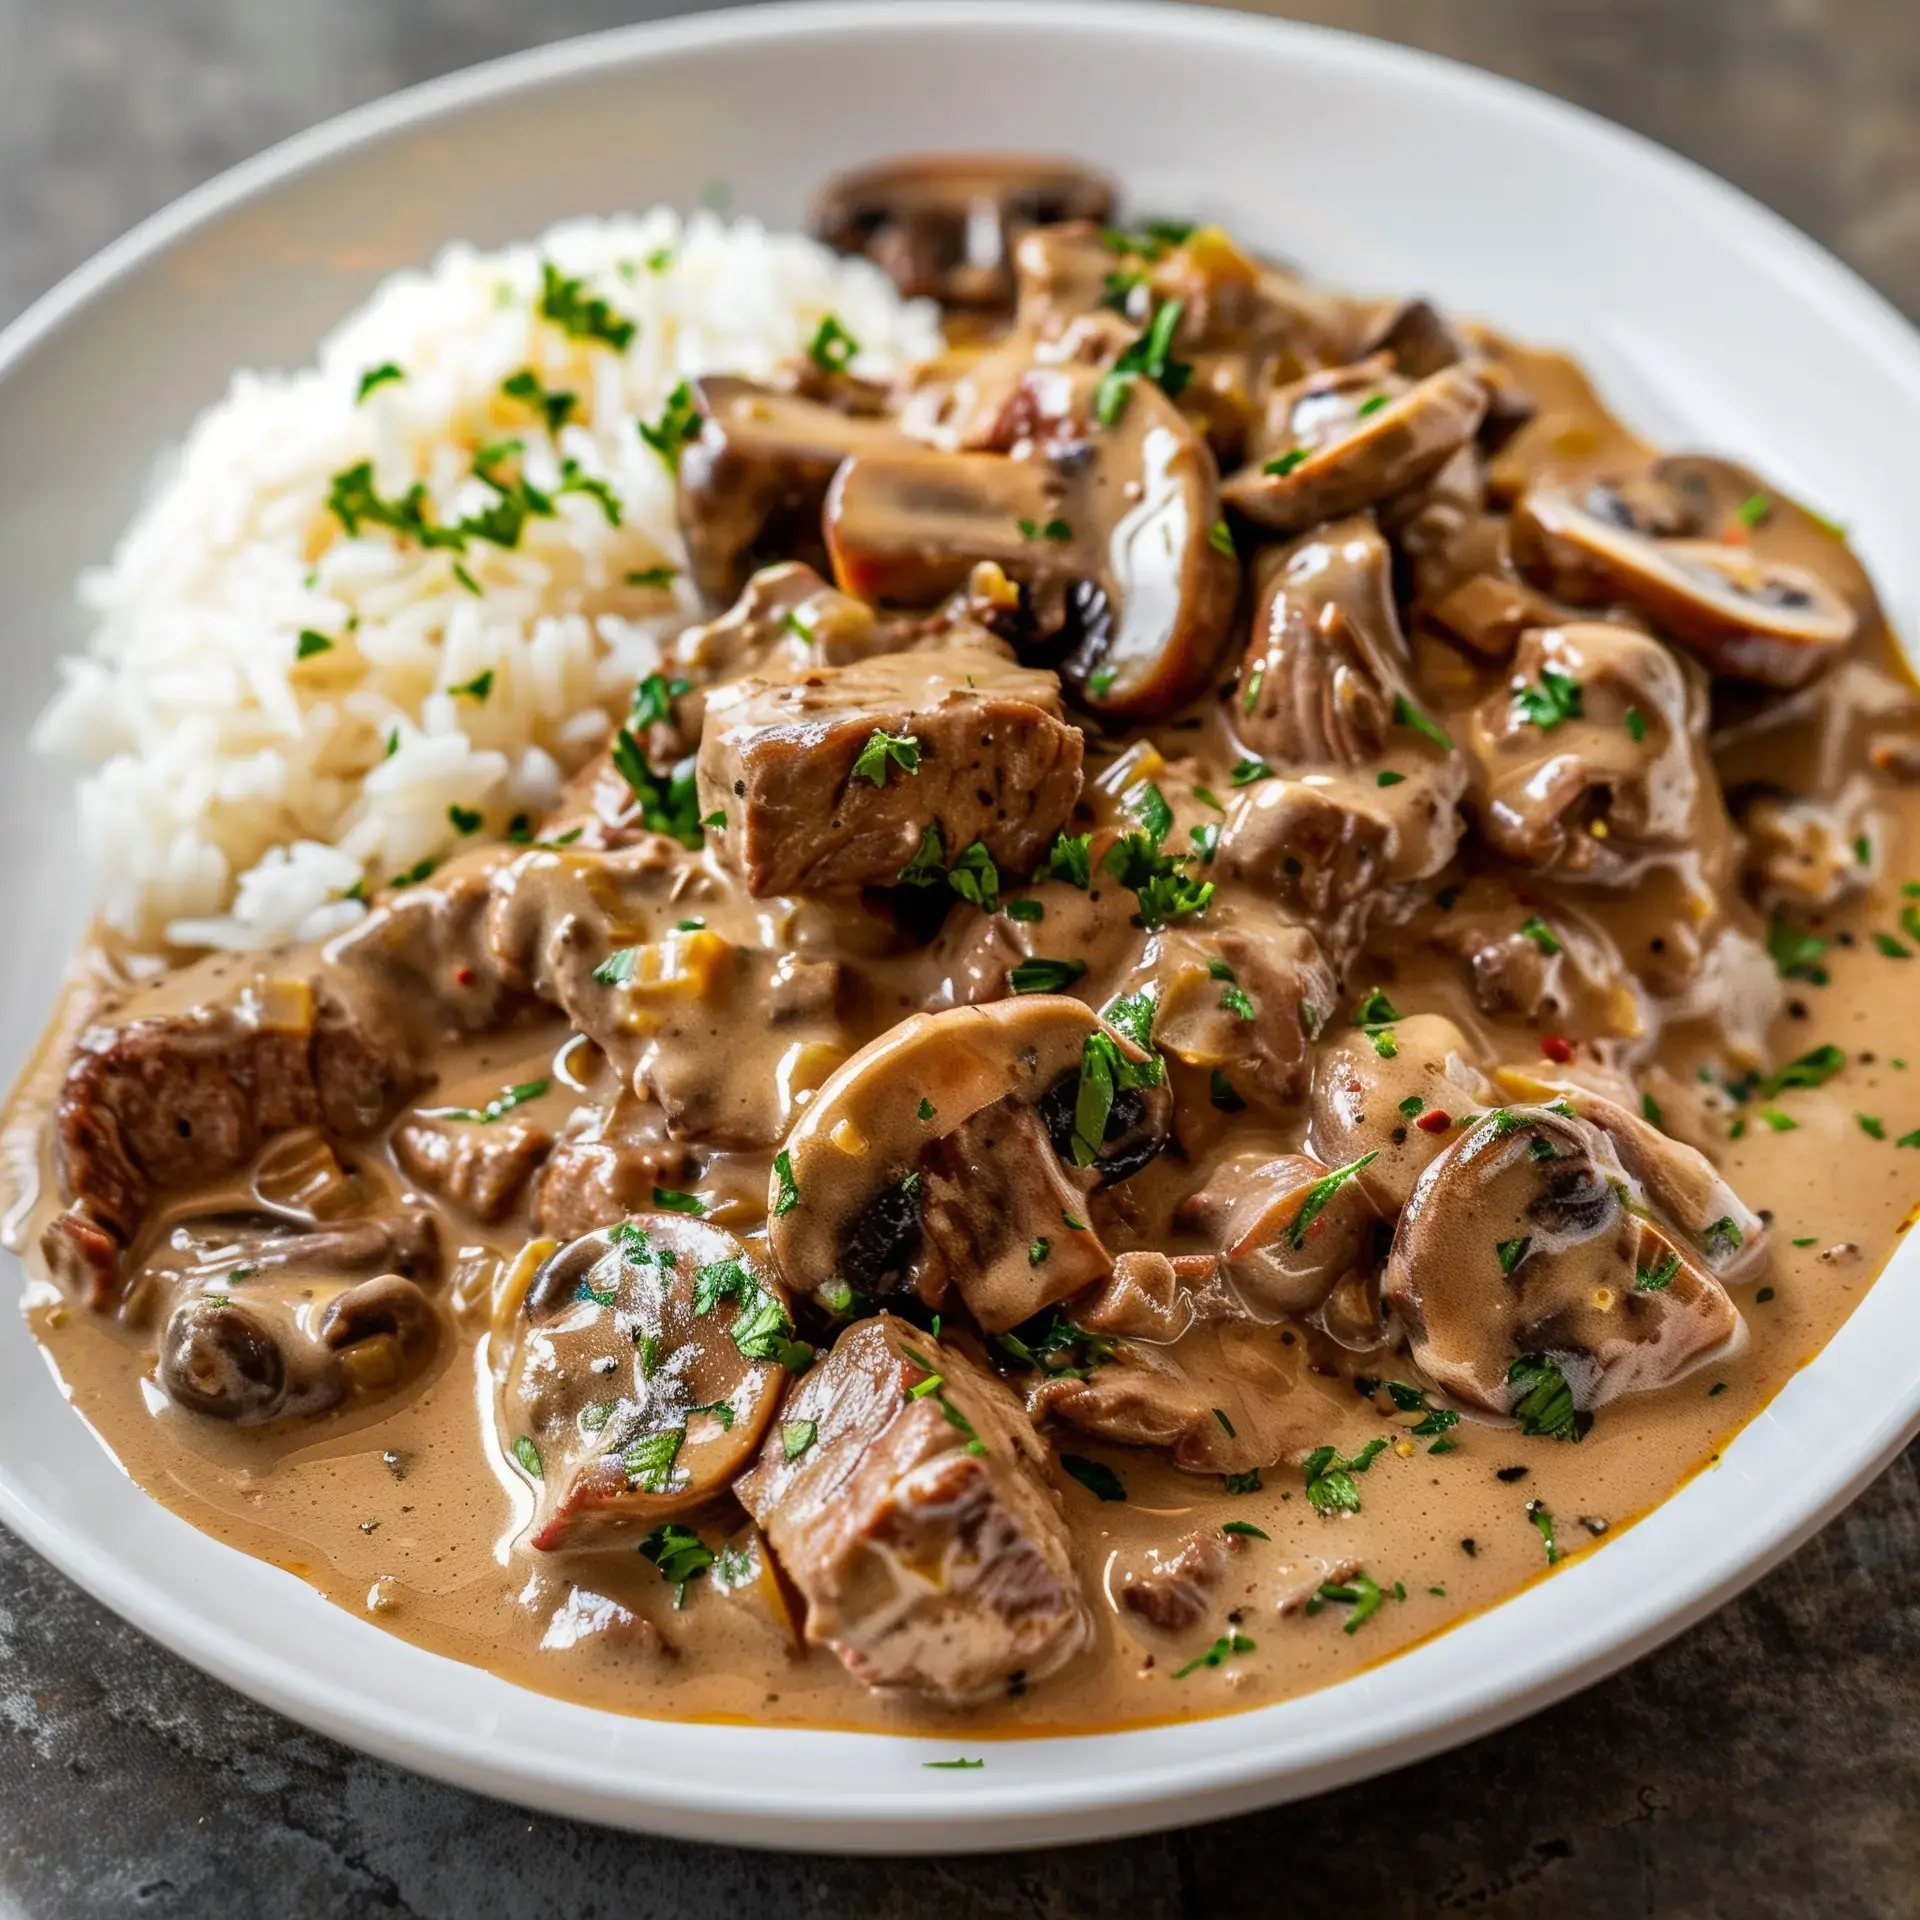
[1384,1104,1742,1418]
[1465,621,1726,882]
[1145,922,1336,1115]
[1310,1012,1495,1215]
[811,154,1115,311]
[1223,358,1487,533]
[157,1296,334,1425]
[825,362,1238,718]
[1510,476,1856,687]
[319,1272,443,1391]
[1348,296,1466,379]
[1237,515,1411,768]
[1491,1070,1768,1286]
[768,996,1168,1330]
[497,1214,796,1551]
[676,376,909,604]
[1176,1149,1376,1316]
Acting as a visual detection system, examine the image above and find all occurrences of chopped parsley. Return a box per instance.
[627,565,678,589]
[780,1419,818,1461]
[1356,392,1390,418]
[296,630,335,660]
[1047,831,1093,889]
[1507,1353,1588,1442]
[1208,518,1236,557]
[1497,1235,1533,1277]
[652,1186,705,1215]
[1229,756,1274,787]
[1513,664,1584,731]
[1767,916,1831,985]
[1067,1002,1167,1167]
[1210,1069,1246,1113]
[1225,1470,1263,1495]
[1019,516,1073,543]
[1313,1573,1384,1634]
[1763,1044,1845,1096]
[1527,1499,1560,1566]
[1519,914,1561,956]
[1635,1249,1681,1292]
[630,669,689,729]
[1010,958,1088,994]
[1303,1436,1388,1515]
[1286,1151,1376,1249]
[609,728,707,849]
[1351,985,1403,1059]
[448,668,495,702]
[1858,1114,1887,1140]
[638,380,702,473]
[1219,983,1257,1021]
[1005,897,1044,923]
[638,1521,713,1605]
[1060,1454,1126,1503]
[501,367,577,433]
[806,313,860,373]
[1221,1520,1270,1541]
[947,840,1001,912]
[1028,1237,1051,1266]
[897,823,945,887]
[443,1078,548,1124]
[510,1435,542,1479]
[355,361,405,403]
[1377,770,1406,788]
[1172,1631,1255,1678]
[623,1427,684,1494]
[923,1757,985,1770]
[850,727,921,786]
[1264,446,1309,478]
[772,1150,801,1217]
[1392,694,1454,753]
[1093,297,1192,426]
[538,260,637,349]
[1625,706,1647,743]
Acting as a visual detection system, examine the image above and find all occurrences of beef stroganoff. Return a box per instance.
[8,155,1920,1735]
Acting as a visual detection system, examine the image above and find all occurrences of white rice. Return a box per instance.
[34,211,942,952]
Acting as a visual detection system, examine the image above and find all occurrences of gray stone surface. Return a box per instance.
[2,2,1918,1913]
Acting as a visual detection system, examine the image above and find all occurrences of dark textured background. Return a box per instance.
[3,3,1918,1914]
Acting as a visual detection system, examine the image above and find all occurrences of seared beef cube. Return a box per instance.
[695,647,1083,897]
[735,1315,1089,1701]
[394,1117,551,1223]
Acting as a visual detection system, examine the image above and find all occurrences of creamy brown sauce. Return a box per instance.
[10,185,1920,1738]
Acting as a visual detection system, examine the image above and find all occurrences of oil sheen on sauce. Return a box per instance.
[6,340,1920,1741]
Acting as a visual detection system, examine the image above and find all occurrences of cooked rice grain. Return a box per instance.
[34,211,940,950]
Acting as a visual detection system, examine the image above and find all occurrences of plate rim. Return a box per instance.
[4,0,1920,1853]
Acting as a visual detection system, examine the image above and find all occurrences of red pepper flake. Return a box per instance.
[454,965,475,987]
[1540,1034,1574,1063]
[1416,1110,1452,1135]
[1720,522,1750,547]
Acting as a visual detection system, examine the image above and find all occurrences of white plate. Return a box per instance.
[3,0,1919,1855]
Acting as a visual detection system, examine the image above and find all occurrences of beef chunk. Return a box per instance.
[695,647,1083,896]
[735,1315,1088,1701]
[46,855,516,1305]
[1114,1528,1244,1641]
[394,1117,551,1223]
[919,1102,1109,1332]
[528,1098,699,1241]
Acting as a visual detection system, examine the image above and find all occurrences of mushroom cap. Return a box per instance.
[824,363,1238,719]
[1223,360,1488,533]
[1310,1012,1494,1215]
[500,1213,793,1550]
[1511,478,1857,688]
[1384,1104,1742,1417]
[677,376,907,605]
[810,154,1116,311]
[767,995,1147,1306]
[1237,515,1410,770]
[1465,620,1721,880]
